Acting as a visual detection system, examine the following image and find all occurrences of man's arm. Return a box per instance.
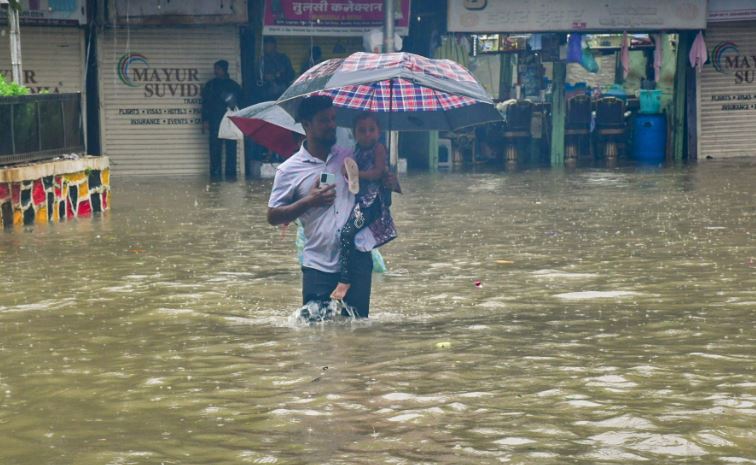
[267,182,336,226]
[267,196,312,226]
[200,81,211,122]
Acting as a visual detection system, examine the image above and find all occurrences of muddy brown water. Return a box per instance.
[1,159,755,464]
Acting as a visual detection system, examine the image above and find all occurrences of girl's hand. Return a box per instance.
[383,172,402,194]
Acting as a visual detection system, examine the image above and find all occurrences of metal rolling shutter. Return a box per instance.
[0,26,84,94]
[98,26,241,176]
[698,22,756,158]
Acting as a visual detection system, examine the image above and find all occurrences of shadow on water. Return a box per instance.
[0,159,755,464]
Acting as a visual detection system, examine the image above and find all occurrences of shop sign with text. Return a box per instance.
[708,0,756,22]
[0,69,66,93]
[707,40,756,114]
[263,0,410,36]
[711,41,756,85]
[115,53,203,127]
[447,0,706,33]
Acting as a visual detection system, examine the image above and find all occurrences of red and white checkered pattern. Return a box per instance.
[293,58,343,84]
[294,52,478,85]
[316,78,477,112]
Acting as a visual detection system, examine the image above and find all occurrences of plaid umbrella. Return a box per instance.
[277,52,502,131]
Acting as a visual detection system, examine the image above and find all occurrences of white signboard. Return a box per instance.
[447,0,707,33]
[708,0,756,22]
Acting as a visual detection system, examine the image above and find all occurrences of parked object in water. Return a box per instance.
[501,100,533,163]
[633,114,667,163]
[565,95,592,160]
[594,97,628,159]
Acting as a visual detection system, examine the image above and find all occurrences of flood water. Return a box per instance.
[1,159,755,465]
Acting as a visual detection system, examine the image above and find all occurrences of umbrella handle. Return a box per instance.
[387,79,398,172]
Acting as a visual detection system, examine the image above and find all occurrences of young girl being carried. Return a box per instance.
[331,113,398,300]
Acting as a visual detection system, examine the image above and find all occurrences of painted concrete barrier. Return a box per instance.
[0,157,110,228]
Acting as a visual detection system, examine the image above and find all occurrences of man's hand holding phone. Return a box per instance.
[306,175,336,208]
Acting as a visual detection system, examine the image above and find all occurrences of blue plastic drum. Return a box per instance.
[632,114,667,163]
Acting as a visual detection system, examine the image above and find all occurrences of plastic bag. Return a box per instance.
[218,108,243,140]
[567,33,583,63]
[581,49,599,73]
[296,223,387,273]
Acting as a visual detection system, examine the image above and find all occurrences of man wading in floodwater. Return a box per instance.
[267,96,377,318]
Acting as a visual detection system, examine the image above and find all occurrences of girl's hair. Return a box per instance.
[353,112,381,132]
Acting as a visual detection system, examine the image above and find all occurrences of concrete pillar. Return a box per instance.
[550,61,567,167]
[672,32,694,162]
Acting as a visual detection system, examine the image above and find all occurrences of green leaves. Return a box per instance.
[0,73,30,96]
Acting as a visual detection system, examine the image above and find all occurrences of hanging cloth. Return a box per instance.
[567,33,583,63]
[689,31,708,73]
[433,34,470,70]
[581,49,599,73]
[620,31,630,79]
[653,34,664,82]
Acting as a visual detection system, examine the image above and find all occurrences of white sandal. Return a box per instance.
[344,158,360,194]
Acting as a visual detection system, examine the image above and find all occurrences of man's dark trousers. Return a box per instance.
[302,250,373,318]
[209,124,237,179]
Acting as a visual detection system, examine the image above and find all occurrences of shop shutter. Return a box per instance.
[0,26,84,94]
[698,22,756,158]
[98,26,241,176]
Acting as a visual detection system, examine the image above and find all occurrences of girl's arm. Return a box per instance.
[359,143,387,181]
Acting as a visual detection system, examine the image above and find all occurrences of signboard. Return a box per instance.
[708,0,756,22]
[0,0,85,25]
[110,0,247,25]
[447,0,707,33]
[263,0,411,36]
[709,40,756,86]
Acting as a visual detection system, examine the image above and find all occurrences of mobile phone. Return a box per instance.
[319,172,336,186]
[464,0,487,10]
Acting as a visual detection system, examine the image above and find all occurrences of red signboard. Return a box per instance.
[263,0,411,36]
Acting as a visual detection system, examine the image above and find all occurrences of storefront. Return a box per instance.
[97,1,245,176]
[97,27,242,176]
[0,0,86,94]
[447,0,707,167]
[698,1,756,158]
[0,26,85,95]
[261,0,411,80]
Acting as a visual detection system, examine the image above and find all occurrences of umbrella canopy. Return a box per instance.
[277,52,502,131]
[229,101,304,158]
